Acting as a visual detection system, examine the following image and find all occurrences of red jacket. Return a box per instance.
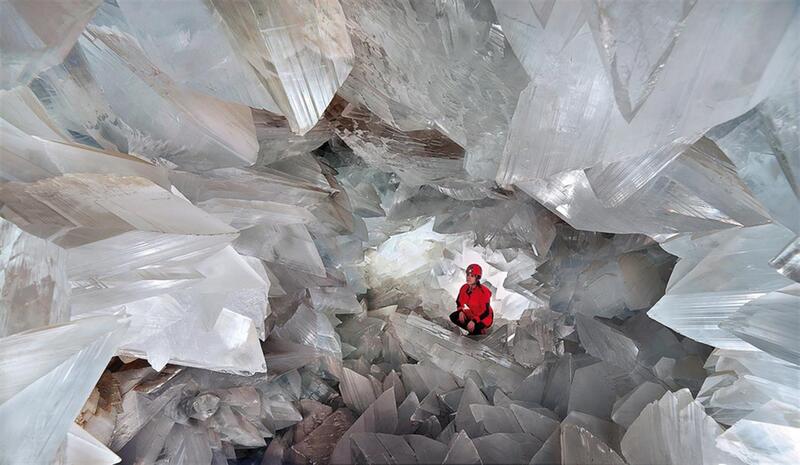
[456,283,494,327]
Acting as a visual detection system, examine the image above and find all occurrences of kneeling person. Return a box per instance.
[449,263,494,335]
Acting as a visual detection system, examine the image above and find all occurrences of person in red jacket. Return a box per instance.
[449,263,494,335]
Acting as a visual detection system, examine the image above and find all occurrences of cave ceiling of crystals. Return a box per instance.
[1,0,798,464]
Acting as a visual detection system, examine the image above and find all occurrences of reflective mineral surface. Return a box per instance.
[1,1,798,464]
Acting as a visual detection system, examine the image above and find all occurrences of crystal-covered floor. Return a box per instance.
[1,1,798,464]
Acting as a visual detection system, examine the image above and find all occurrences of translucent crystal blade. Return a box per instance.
[496,0,795,187]
[114,0,280,113]
[0,315,126,465]
[339,0,529,180]
[708,84,800,234]
[326,96,467,186]
[340,367,377,415]
[390,312,529,394]
[211,0,353,134]
[611,381,667,429]
[0,86,69,140]
[0,174,238,280]
[79,24,259,170]
[330,388,397,464]
[576,313,640,372]
[719,285,800,365]
[716,400,800,465]
[442,431,482,465]
[584,0,696,121]
[770,237,800,282]
[561,423,626,465]
[0,216,69,337]
[0,117,168,186]
[620,389,744,465]
[649,223,796,348]
[62,423,121,465]
[517,132,773,237]
[0,0,102,89]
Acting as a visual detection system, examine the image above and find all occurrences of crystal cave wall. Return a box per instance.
[0,1,798,464]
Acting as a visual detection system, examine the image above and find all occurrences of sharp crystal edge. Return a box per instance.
[1,1,798,464]
[0,314,128,464]
[495,0,795,188]
[210,0,354,135]
[0,0,103,89]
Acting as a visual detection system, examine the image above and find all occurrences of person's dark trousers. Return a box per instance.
[450,311,484,335]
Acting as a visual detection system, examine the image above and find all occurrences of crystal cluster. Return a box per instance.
[0,1,797,464]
